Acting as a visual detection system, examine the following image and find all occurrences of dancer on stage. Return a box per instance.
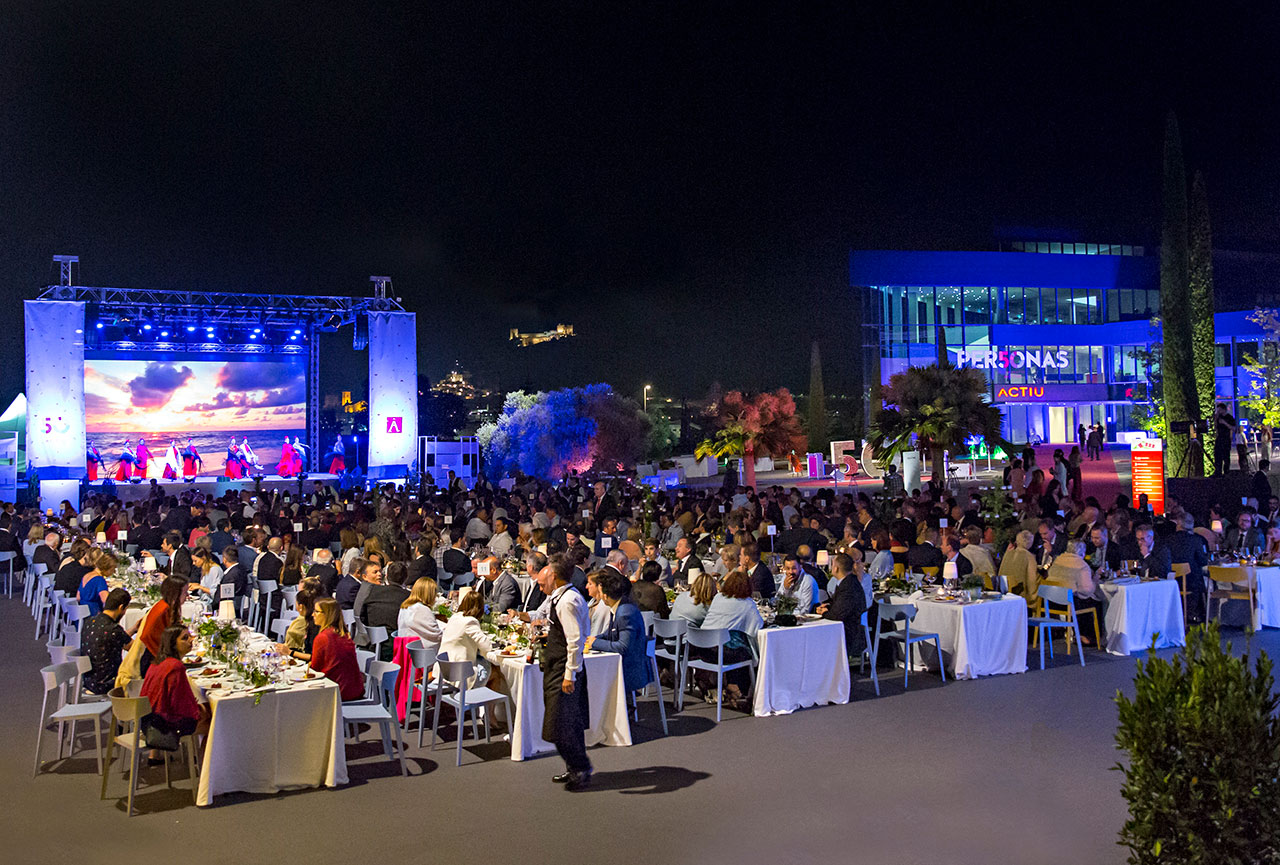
[325,436,345,474]
[292,436,308,472]
[240,437,263,472]
[182,438,202,480]
[87,442,106,482]
[135,438,154,479]
[277,437,297,477]
[162,440,181,480]
[225,437,245,479]
[114,442,138,481]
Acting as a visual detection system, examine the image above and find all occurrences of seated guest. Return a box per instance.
[479,553,521,615]
[1165,511,1210,624]
[998,530,1039,601]
[191,547,224,598]
[778,554,818,612]
[81,588,137,695]
[277,584,322,662]
[586,570,614,636]
[629,559,671,617]
[817,552,868,661]
[958,526,996,577]
[738,543,776,600]
[354,560,409,657]
[308,547,340,597]
[78,549,114,616]
[54,539,94,595]
[1086,525,1123,572]
[140,625,210,743]
[437,589,495,686]
[670,573,715,627]
[280,546,304,587]
[1046,539,1097,598]
[866,529,895,581]
[407,537,439,583]
[335,556,366,609]
[1224,510,1265,554]
[397,577,443,647]
[139,576,188,676]
[218,546,250,612]
[1134,525,1173,580]
[310,598,365,701]
[940,534,973,579]
[642,537,673,578]
[31,530,62,576]
[587,569,651,693]
[906,529,946,571]
[696,568,764,706]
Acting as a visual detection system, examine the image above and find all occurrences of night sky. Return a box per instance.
[3,4,1278,405]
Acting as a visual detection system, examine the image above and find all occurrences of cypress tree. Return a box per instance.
[808,340,828,457]
[1189,170,1217,476]
[1160,111,1199,477]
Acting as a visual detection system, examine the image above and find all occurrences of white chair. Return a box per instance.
[58,601,91,649]
[628,637,668,735]
[680,626,756,722]
[1030,583,1086,670]
[269,612,298,643]
[652,618,688,710]
[872,602,946,690]
[23,561,46,607]
[34,661,110,776]
[100,689,199,816]
[254,579,278,633]
[125,544,140,558]
[430,658,513,766]
[342,609,356,630]
[403,640,444,746]
[860,611,879,697]
[146,550,169,568]
[32,576,54,638]
[47,641,80,666]
[0,550,16,597]
[364,625,389,660]
[640,610,657,635]
[452,571,476,588]
[340,661,408,776]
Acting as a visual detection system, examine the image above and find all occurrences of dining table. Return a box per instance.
[1097,576,1185,655]
[891,590,1029,679]
[751,616,850,716]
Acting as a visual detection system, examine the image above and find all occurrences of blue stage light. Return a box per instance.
[186,325,196,332]
[143,324,152,331]
[253,327,262,333]
[289,334,298,340]
[249,333,257,339]
[160,330,169,337]
[293,329,301,334]
[95,322,104,329]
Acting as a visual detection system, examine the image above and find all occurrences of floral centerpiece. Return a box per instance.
[960,574,985,601]
[876,576,913,597]
[773,592,799,627]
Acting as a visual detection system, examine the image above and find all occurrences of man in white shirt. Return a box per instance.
[489,516,514,559]
[538,554,592,789]
[778,554,817,613]
[465,507,493,542]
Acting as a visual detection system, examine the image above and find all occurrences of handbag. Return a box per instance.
[115,603,158,690]
[140,713,181,751]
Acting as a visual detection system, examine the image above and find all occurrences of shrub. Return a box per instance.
[1114,622,1280,863]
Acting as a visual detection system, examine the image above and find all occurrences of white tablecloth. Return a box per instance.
[497,650,631,761]
[1260,567,1280,628]
[1207,564,1280,630]
[752,619,850,716]
[1098,578,1186,655]
[191,676,347,805]
[903,594,1028,679]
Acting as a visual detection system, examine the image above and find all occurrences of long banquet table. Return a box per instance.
[893,592,1028,679]
[1097,577,1185,655]
[187,627,347,805]
[495,649,631,761]
[752,618,850,716]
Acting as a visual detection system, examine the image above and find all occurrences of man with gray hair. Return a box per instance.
[1164,510,1210,624]
[604,549,631,580]
[309,546,339,596]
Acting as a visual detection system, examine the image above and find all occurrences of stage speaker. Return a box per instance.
[352,312,368,351]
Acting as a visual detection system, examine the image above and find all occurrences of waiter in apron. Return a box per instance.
[538,553,592,790]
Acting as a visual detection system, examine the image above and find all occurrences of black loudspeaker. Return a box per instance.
[352,312,368,351]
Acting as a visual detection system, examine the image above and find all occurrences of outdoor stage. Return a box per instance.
[87,473,342,501]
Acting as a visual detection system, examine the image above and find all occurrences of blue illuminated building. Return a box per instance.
[852,243,1280,444]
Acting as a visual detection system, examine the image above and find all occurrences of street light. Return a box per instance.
[643,384,652,412]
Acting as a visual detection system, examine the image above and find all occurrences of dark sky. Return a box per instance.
[3,3,1279,405]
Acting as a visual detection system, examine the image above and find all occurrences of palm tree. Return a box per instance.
[869,363,1007,483]
[697,389,807,489]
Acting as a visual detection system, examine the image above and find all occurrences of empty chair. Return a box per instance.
[34,662,110,777]
[0,549,16,597]
[269,612,298,643]
[23,561,47,607]
[1208,565,1257,626]
[255,579,278,633]
[680,626,756,723]
[340,660,408,776]
[99,689,199,816]
[860,610,879,697]
[871,602,946,689]
[430,659,512,766]
[342,608,356,630]
[652,618,688,710]
[1029,583,1086,670]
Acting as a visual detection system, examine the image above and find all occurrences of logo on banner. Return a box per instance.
[949,347,1071,370]
[43,416,70,435]
[386,417,403,434]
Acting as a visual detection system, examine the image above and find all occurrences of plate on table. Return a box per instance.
[797,613,822,621]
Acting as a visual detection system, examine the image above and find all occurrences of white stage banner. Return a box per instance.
[367,311,418,472]
[24,301,86,497]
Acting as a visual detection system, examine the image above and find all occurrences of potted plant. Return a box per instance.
[1114,623,1280,863]
[960,574,985,601]
[773,593,799,627]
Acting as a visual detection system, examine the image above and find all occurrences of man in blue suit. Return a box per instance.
[587,569,652,695]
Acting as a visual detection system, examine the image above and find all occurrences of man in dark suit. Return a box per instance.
[587,569,651,695]
[1032,519,1069,568]
[160,500,193,536]
[1135,526,1173,580]
[818,553,868,661]
[308,549,340,597]
[0,513,27,571]
[31,531,62,576]
[519,551,548,615]
[1165,512,1210,623]
[134,515,164,555]
[441,534,471,588]
[256,537,285,585]
[219,546,250,610]
[739,543,776,600]
[1224,510,1266,554]
[299,513,330,553]
[161,531,194,582]
[590,481,619,524]
[407,537,438,584]
[619,551,669,617]
[940,534,973,578]
[669,537,700,587]
[207,519,235,556]
[335,561,363,610]
[479,554,522,614]
[906,533,946,571]
[1087,526,1123,572]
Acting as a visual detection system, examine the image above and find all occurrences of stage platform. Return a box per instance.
[88,473,342,502]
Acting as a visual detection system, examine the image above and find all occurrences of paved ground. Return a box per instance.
[5,592,1275,865]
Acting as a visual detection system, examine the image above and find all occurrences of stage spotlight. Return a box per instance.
[253,327,262,334]
[289,334,298,340]
[249,333,257,340]
[95,322,104,330]
[293,329,301,334]
[160,330,169,337]
[186,325,196,332]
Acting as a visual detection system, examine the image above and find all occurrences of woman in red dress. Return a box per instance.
[140,626,210,745]
[325,436,345,474]
[114,444,136,481]
[182,438,202,479]
[224,438,243,479]
[277,438,297,477]
[135,438,153,479]
[309,598,364,701]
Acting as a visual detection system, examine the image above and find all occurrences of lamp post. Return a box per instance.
[643,384,652,412]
